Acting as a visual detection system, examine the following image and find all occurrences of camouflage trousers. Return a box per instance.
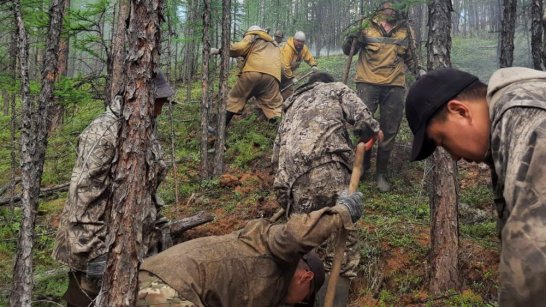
[137,271,197,307]
[290,161,360,278]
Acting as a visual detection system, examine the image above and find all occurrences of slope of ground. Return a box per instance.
[0,36,502,306]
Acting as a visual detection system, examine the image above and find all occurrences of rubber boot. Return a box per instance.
[315,275,351,307]
[376,151,391,192]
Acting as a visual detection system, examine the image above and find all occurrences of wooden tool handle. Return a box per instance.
[324,138,375,307]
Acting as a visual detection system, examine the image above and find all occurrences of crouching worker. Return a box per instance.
[137,191,364,306]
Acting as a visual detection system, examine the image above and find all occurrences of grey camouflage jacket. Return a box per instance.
[272,81,379,209]
[486,67,546,306]
[53,98,167,271]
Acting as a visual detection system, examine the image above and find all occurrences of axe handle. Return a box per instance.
[324,139,373,307]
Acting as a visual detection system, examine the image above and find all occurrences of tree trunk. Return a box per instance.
[213,0,231,176]
[426,0,461,294]
[106,0,129,106]
[200,0,211,179]
[499,0,517,67]
[10,0,65,305]
[48,0,71,132]
[94,0,162,305]
[531,0,544,70]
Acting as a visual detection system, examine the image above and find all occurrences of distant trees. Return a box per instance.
[499,0,517,67]
[530,0,544,70]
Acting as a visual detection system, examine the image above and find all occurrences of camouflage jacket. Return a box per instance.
[486,67,546,305]
[53,97,167,271]
[141,204,354,307]
[272,81,379,209]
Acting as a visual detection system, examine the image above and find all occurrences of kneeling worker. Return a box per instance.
[137,191,364,306]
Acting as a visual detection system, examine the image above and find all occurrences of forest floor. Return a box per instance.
[0,37,504,306]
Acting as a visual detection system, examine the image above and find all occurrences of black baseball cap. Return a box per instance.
[301,251,325,306]
[405,68,479,161]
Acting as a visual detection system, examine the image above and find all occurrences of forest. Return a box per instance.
[0,0,545,306]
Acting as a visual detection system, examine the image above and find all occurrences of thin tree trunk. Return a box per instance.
[48,0,71,132]
[531,0,544,70]
[426,0,461,294]
[11,0,65,305]
[106,0,129,105]
[95,0,162,305]
[200,0,211,179]
[213,0,231,176]
[499,0,517,67]
[165,8,179,204]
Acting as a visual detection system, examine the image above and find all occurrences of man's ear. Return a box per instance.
[446,99,471,120]
[302,270,314,283]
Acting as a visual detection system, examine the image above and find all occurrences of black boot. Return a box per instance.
[315,275,351,307]
[225,111,235,127]
[376,150,391,192]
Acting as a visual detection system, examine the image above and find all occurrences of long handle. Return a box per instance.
[324,139,374,307]
[342,39,358,85]
[280,69,316,92]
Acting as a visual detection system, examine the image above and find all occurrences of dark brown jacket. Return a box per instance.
[141,204,354,307]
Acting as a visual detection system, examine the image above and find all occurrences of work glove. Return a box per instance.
[337,190,364,223]
[210,47,220,55]
[292,77,298,84]
[311,66,318,72]
[418,69,427,78]
[86,254,107,279]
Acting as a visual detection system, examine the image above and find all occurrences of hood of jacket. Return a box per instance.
[487,67,546,102]
[245,30,274,43]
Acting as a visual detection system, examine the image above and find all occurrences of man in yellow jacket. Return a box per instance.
[343,2,422,192]
[212,25,282,128]
[280,31,318,100]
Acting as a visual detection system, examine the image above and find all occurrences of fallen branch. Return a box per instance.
[0,177,21,196]
[169,210,214,237]
[0,182,69,206]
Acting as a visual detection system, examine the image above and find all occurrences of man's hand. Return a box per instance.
[337,190,364,223]
[311,66,318,72]
[292,77,298,84]
[210,47,220,55]
[418,69,427,78]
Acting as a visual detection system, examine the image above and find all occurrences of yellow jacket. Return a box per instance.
[281,37,317,79]
[343,16,417,87]
[229,30,281,82]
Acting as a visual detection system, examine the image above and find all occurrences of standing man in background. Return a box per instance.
[274,30,284,45]
[343,1,422,192]
[280,31,318,100]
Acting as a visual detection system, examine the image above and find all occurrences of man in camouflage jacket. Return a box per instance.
[272,72,380,304]
[343,2,421,192]
[406,67,546,306]
[53,72,174,307]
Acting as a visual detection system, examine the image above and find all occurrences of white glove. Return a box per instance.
[210,47,220,55]
[292,77,298,84]
[418,69,427,77]
[311,66,318,72]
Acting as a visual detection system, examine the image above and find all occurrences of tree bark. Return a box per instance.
[106,0,129,106]
[499,0,517,67]
[213,0,231,176]
[11,0,65,305]
[531,0,544,70]
[200,0,211,179]
[94,0,162,305]
[426,0,461,294]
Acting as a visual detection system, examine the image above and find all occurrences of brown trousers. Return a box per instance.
[226,71,283,119]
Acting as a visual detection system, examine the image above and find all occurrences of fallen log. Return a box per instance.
[0,182,69,206]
